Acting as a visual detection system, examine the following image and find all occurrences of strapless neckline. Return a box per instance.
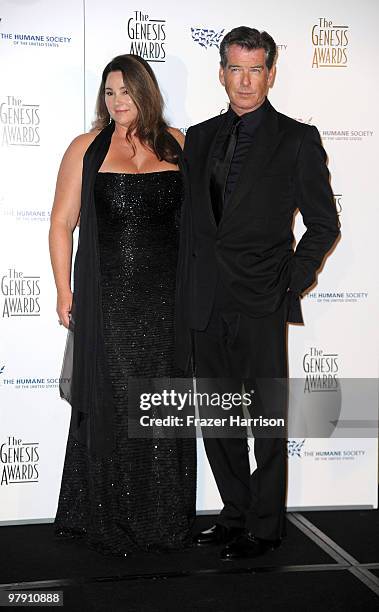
[97,170,180,177]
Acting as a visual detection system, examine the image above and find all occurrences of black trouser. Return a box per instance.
[193,283,288,540]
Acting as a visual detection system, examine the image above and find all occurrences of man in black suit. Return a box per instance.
[175,26,340,559]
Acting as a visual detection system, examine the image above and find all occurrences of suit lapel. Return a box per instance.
[221,103,284,223]
[192,112,233,228]
[204,111,235,183]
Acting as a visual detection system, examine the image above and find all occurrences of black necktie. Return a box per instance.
[222,119,240,201]
[210,119,240,225]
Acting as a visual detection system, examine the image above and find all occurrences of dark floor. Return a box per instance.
[0,509,378,611]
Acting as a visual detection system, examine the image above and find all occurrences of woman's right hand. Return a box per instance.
[57,290,73,329]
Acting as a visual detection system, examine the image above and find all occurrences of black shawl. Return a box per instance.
[60,122,188,457]
[60,121,116,457]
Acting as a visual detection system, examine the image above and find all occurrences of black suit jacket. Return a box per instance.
[175,100,340,371]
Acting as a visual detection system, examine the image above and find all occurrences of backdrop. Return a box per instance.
[0,0,378,523]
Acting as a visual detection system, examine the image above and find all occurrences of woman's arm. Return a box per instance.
[49,132,97,328]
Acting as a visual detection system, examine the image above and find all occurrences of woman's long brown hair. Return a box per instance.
[93,54,178,163]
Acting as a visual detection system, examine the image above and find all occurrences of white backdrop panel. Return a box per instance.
[0,0,377,522]
[0,0,84,522]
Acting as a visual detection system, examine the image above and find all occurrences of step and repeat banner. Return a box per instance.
[0,0,378,523]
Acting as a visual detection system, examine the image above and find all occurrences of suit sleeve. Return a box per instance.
[289,125,340,296]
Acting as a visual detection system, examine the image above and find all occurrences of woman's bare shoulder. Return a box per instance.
[68,130,101,152]
[167,127,185,149]
[61,130,101,164]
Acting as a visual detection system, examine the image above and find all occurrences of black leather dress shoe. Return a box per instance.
[220,532,281,560]
[195,524,244,546]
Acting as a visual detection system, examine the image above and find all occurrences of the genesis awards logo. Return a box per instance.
[0,436,39,486]
[1,96,40,146]
[1,268,41,317]
[311,17,349,68]
[303,347,339,392]
[191,27,225,49]
[127,10,166,62]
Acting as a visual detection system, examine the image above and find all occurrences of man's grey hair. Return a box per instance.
[220,26,277,70]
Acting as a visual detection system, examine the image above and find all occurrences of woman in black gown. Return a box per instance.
[49,55,196,556]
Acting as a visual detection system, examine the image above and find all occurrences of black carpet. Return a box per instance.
[302,509,379,562]
[0,519,334,584]
[0,509,378,611]
[60,572,379,612]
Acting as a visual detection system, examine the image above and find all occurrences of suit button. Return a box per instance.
[216,239,222,247]
[192,252,197,258]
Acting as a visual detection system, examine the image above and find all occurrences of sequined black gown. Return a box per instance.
[55,171,196,556]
